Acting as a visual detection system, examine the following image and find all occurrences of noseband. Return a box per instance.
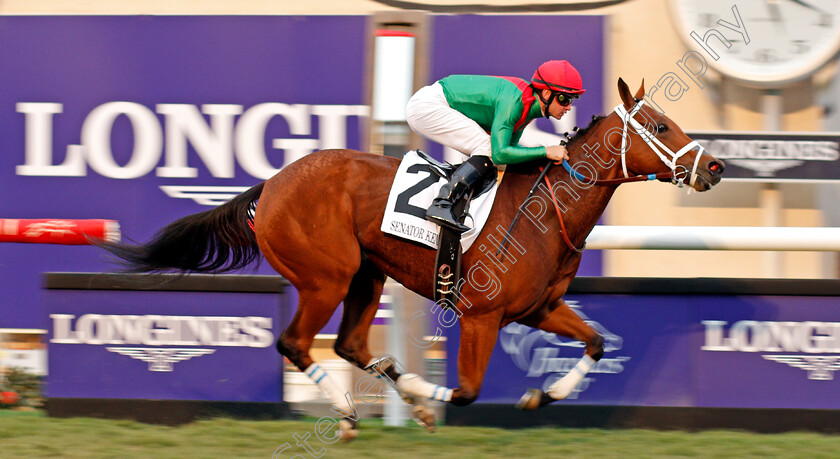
[614,99,707,188]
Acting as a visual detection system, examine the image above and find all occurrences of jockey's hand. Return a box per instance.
[545,145,569,164]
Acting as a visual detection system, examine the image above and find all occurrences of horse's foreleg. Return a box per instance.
[396,312,501,407]
[515,298,604,410]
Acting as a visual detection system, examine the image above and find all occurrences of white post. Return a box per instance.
[761,90,784,277]
[585,226,840,251]
[371,30,415,158]
[384,280,409,426]
[371,27,416,427]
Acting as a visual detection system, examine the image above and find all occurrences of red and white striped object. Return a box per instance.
[0,219,120,245]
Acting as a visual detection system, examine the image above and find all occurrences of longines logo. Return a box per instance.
[106,347,216,372]
[702,320,840,381]
[51,313,273,372]
[14,102,370,205]
[500,301,628,399]
[689,132,840,179]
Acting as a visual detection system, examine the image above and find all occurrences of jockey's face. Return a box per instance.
[540,89,574,120]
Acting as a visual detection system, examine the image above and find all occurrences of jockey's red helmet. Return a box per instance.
[531,60,585,95]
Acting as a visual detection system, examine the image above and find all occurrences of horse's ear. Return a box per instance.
[617,78,633,109]
[634,79,645,100]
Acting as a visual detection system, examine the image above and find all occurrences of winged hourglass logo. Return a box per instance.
[106,347,216,372]
[762,355,840,381]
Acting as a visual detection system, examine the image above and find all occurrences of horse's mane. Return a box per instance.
[505,114,608,175]
[566,115,607,150]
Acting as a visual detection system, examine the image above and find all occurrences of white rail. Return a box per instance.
[585,226,840,252]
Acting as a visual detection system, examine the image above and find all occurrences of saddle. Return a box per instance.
[415,150,496,309]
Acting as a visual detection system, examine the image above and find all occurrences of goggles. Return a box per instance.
[556,92,579,107]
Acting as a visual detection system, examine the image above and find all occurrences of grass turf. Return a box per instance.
[0,411,838,458]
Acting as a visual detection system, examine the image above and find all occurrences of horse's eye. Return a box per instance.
[657,123,668,134]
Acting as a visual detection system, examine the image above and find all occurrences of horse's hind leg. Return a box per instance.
[333,259,437,431]
[333,258,385,370]
[514,298,604,410]
[275,284,364,440]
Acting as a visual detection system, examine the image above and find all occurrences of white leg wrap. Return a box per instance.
[547,355,595,400]
[305,363,352,414]
[396,373,453,402]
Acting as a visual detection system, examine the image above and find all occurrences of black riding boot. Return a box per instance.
[426,155,496,234]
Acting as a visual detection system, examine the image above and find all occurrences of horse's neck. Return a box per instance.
[553,117,624,245]
[567,113,625,183]
[551,169,617,249]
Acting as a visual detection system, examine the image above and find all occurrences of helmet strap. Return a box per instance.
[534,88,556,119]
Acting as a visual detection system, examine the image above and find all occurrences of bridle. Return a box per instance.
[560,99,708,188]
[499,99,710,256]
[613,98,707,188]
[543,99,709,252]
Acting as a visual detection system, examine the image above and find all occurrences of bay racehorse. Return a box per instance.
[101,79,724,438]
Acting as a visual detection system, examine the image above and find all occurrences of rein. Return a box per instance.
[530,159,673,254]
[560,159,672,186]
[498,100,709,256]
[541,165,584,253]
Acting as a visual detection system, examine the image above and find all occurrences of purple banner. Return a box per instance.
[0,16,367,329]
[45,288,283,401]
[449,293,840,409]
[1,15,604,333]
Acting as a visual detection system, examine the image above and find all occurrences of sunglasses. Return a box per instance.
[556,93,579,107]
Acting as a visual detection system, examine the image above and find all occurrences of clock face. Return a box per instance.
[670,0,840,86]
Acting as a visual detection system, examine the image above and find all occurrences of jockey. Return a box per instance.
[406,60,586,234]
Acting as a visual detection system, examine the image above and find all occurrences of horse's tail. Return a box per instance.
[101,182,265,273]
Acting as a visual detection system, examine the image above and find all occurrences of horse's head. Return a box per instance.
[607,78,724,191]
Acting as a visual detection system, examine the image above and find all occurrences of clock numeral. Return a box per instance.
[819,13,833,28]
[791,40,810,54]
[755,48,778,63]
[698,13,717,29]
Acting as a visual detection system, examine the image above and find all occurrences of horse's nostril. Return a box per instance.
[709,161,724,174]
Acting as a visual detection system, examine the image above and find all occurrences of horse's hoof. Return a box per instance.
[515,388,553,410]
[412,405,436,432]
[338,419,359,442]
[395,373,419,404]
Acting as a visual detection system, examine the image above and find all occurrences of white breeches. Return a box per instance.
[406,82,492,158]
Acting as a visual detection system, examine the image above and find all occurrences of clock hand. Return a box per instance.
[765,0,786,33]
[784,0,827,15]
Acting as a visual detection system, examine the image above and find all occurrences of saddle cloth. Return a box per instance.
[381,150,501,252]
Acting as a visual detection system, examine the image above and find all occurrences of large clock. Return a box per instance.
[670,0,840,87]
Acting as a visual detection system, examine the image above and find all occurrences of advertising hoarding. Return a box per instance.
[447,280,840,410]
[1,15,605,330]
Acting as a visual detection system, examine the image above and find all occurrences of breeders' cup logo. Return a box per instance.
[702,320,840,381]
[51,314,273,372]
[499,301,628,399]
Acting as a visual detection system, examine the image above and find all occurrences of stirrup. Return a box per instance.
[428,215,470,233]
